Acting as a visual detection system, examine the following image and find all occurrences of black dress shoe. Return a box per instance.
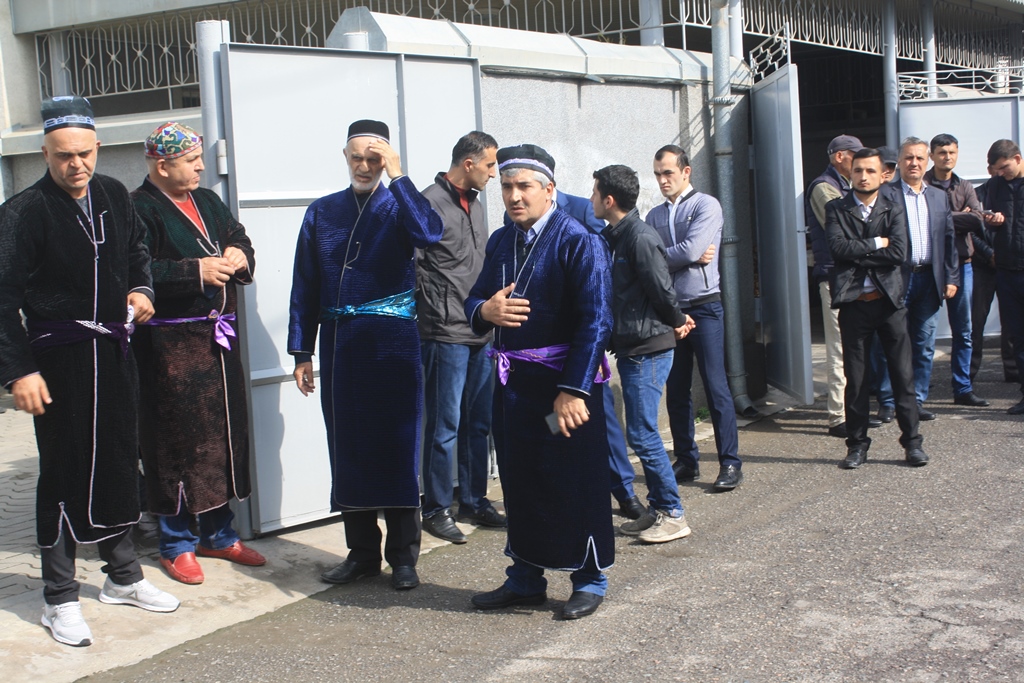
[712,465,743,491]
[320,558,381,584]
[673,460,700,482]
[616,495,646,520]
[471,585,547,610]
[840,448,867,469]
[391,565,419,590]
[917,404,936,421]
[867,416,883,428]
[561,591,604,620]
[1009,399,1024,416]
[457,505,508,528]
[953,392,990,407]
[877,406,895,423]
[905,447,930,466]
[827,424,848,438]
[422,509,467,544]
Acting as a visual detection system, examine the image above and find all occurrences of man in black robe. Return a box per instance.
[0,97,179,647]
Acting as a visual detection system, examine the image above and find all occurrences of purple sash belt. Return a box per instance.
[487,344,612,386]
[28,320,135,358]
[139,310,237,350]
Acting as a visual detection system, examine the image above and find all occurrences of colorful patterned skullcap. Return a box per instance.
[145,122,203,159]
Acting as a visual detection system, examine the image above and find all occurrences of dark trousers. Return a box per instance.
[972,263,1017,381]
[343,508,421,567]
[666,301,741,469]
[996,269,1024,396]
[41,523,143,605]
[839,299,921,450]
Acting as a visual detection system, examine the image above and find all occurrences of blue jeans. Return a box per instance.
[947,262,974,397]
[874,270,942,407]
[421,340,494,518]
[605,388,637,503]
[666,302,741,469]
[159,504,239,560]
[504,557,607,597]
[617,350,682,514]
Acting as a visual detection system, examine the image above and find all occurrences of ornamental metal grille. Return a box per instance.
[35,0,1024,111]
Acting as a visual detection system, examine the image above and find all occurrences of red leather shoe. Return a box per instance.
[196,541,266,566]
[160,552,205,584]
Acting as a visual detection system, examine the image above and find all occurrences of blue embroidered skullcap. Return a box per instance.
[41,96,95,133]
[497,144,556,181]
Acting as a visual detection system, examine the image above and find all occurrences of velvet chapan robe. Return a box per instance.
[0,173,153,547]
[465,207,614,572]
[131,178,255,516]
[288,177,443,510]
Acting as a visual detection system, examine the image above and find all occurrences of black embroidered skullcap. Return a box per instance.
[41,96,95,133]
[497,144,556,181]
[347,119,390,143]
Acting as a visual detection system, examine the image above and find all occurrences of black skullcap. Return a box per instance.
[347,119,390,143]
[496,144,556,181]
[41,96,95,133]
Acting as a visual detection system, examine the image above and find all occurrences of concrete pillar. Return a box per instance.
[882,0,899,149]
[921,0,937,96]
[639,0,664,46]
[729,0,743,61]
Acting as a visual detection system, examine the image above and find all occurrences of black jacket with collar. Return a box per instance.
[602,207,687,356]
[979,175,1024,271]
[825,192,909,310]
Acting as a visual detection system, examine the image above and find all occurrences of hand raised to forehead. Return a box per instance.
[365,139,404,179]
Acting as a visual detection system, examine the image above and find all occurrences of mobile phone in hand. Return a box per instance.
[545,412,562,435]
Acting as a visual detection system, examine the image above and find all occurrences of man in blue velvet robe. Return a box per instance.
[287,120,443,591]
[465,144,613,620]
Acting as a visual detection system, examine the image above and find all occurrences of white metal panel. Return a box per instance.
[220,43,479,533]
[898,95,1018,338]
[898,97,1019,181]
[752,63,814,404]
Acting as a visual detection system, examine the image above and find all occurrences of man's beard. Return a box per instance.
[853,186,879,197]
[351,172,383,193]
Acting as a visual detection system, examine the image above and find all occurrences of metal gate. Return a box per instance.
[750,30,814,404]
[210,40,480,533]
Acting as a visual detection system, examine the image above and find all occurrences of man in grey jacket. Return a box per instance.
[645,145,742,491]
[416,131,506,544]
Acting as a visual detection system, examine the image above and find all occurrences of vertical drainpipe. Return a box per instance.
[711,0,756,416]
[882,0,899,149]
[921,0,937,98]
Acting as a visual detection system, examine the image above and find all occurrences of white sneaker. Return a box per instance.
[99,577,180,613]
[41,601,93,647]
[639,511,692,544]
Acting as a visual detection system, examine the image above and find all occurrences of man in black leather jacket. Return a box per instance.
[825,149,927,469]
[592,164,694,544]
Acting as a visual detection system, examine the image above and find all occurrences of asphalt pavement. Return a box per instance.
[4,344,1024,682]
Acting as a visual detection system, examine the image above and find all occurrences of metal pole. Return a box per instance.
[711,0,756,416]
[195,19,257,540]
[639,0,665,46]
[921,0,937,97]
[882,0,899,149]
[729,0,743,61]
[196,20,232,203]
